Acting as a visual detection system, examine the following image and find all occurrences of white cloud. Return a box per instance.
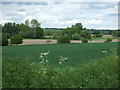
[2,0,120,2]
[84,19,102,25]
[0,1,118,29]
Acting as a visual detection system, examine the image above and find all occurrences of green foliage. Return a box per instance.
[106,38,113,42]
[82,38,88,43]
[2,58,32,88]
[2,19,44,39]
[62,23,83,38]
[71,33,80,40]
[32,27,44,39]
[80,30,91,39]
[57,35,70,43]
[2,33,11,39]
[92,30,101,35]
[95,34,103,38]
[71,23,83,33]
[2,53,118,88]
[10,35,23,44]
[46,39,51,43]
[2,23,20,36]
[2,36,8,46]
[31,19,40,28]
[52,33,59,39]
[112,30,120,37]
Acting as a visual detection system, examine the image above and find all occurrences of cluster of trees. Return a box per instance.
[1,19,44,46]
[2,19,44,39]
[1,19,119,45]
[56,23,92,43]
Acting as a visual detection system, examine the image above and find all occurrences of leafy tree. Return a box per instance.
[2,22,20,37]
[92,30,103,38]
[25,20,30,26]
[71,33,80,40]
[112,31,120,37]
[62,23,83,38]
[80,30,91,40]
[57,35,70,43]
[71,23,83,33]
[10,35,23,44]
[52,32,59,39]
[32,27,43,39]
[31,19,40,28]
[0,24,2,34]
[2,36,8,46]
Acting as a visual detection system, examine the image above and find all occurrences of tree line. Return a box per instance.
[1,19,120,45]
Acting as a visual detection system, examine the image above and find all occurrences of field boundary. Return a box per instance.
[16,39,119,45]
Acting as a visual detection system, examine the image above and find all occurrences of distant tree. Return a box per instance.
[80,30,91,40]
[32,27,43,39]
[62,23,83,38]
[31,19,40,28]
[25,20,30,26]
[2,36,8,46]
[71,23,83,33]
[0,24,2,33]
[71,33,80,40]
[92,30,101,35]
[2,22,20,37]
[112,31,120,37]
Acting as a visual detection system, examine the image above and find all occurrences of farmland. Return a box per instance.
[2,42,118,66]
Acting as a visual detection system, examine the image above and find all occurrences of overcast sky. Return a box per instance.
[0,0,119,29]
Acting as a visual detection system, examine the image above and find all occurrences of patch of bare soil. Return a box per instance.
[18,39,119,45]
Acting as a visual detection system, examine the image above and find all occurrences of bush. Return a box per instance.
[2,58,32,88]
[10,35,23,44]
[2,33,11,38]
[106,38,113,42]
[82,38,88,43]
[80,30,92,40]
[46,39,51,43]
[57,36,70,43]
[2,36,8,46]
[95,34,103,38]
[52,33,59,39]
[71,33,80,40]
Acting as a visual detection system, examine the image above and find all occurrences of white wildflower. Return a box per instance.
[59,56,68,64]
[43,70,46,74]
[102,51,107,53]
[59,61,62,64]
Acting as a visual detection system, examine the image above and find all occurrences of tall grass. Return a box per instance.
[2,52,118,88]
[2,42,118,66]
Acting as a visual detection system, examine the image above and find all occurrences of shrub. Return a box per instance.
[95,34,103,38]
[82,38,88,43]
[2,36,8,46]
[106,38,113,42]
[2,58,32,88]
[52,33,59,39]
[71,33,80,40]
[57,36,70,43]
[80,30,91,40]
[46,39,51,43]
[2,33,11,38]
[10,35,23,44]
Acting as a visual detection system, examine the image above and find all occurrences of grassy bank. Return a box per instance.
[2,52,118,88]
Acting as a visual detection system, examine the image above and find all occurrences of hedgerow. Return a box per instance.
[2,51,118,88]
